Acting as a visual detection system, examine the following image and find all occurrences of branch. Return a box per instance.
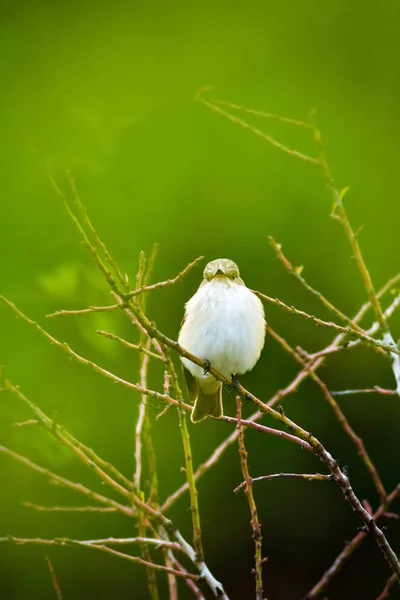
[376,574,397,600]
[44,553,62,600]
[267,325,388,502]
[1,376,133,497]
[236,397,265,600]
[1,536,196,580]
[234,472,331,494]
[0,444,228,598]
[0,445,134,517]
[97,330,166,362]
[306,483,400,598]
[22,503,118,513]
[195,87,318,164]
[125,255,204,299]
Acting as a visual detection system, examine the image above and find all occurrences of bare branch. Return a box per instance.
[97,330,166,361]
[306,483,400,598]
[234,472,331,494]
[236,397,264,600]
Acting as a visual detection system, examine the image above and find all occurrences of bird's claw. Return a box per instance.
[227,374,239,394]
[202,359,211,375]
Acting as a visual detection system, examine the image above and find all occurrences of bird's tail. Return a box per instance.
[191,383,223,423]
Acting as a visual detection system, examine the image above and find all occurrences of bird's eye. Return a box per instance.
[230,272,235,280]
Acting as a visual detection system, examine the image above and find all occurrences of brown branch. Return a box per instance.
[125,255,204,299]
[97,330,165,361]
[161,419,312,512]
[306,483,400,598]
[331,388,398,397]
[44,553,63,600]
[236,397,264,600]
[1,536,197,581]
[0,445,134,517]
[22,502,117,513]
[195,87,318,164]
[376,574,397,600]
[1,376,133,496]
[0,445,228,598]
[65,170,129,291]
[234,472,331,493]
[254,290,400,357]
[268,235,388,360]
[267,325,388,502]
[170,555,206,599]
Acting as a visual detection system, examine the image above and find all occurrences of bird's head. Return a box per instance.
[203,258,241,282]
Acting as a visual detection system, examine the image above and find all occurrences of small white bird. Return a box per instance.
[178,258,266,422]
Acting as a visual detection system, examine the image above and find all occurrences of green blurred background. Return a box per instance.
[1,1,399,598]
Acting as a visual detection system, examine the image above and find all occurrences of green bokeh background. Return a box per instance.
[1,1,399,598]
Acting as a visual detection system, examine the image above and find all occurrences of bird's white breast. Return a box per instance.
[179,278,266,381]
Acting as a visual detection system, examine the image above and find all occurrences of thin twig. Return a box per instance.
[376,574,397,600]
[331,388,398,397]
[1,536,196,580]
[1,376,133,494]
[268,235,387,358]
[195,87,318,164]
[267,325,388,502]
[306,483,400,598]
[44,553,63,600]
[311,119,400,393]
[0,296,193,413]
[234,472,331,494]
[254,290,400,357]
[65,170,129,291]
[161,419,312,513]
[22,502,117,513]
[0,445,228,598]
[236,397,264,600]
[125,256,204,299]
[0,445,134,517]
[97,330,165,361]
[170,554,206,599]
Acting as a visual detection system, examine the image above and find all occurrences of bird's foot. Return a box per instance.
[227,374,239,394]
[202,359,211,375]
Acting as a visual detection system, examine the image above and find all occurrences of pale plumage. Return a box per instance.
[178,258,266,422]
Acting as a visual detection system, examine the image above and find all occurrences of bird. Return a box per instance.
[178,258,266,422]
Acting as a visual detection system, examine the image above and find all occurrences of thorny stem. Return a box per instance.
[268,235,386,358]
[306,483,400,598]
[65,170,129,291]
[267,325,388,503]
[1,536,197,581]
[135,338,160,600]
[0,377,133,498]
[311,118,400,394]
[0,443,228,598]
[162,346,205,566]
[254,290,400,358]
[376,574,397,600]
[97,330,165,361]
[236,397,265,600]
[234,472,331,494]
[44,553,63,600]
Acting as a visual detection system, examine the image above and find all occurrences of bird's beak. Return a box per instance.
[214,268,226,278]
